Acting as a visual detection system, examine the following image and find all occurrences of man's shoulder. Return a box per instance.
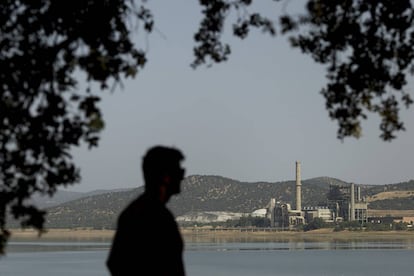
[120,195,146,215]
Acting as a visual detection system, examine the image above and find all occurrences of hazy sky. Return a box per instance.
[69,1,414,192]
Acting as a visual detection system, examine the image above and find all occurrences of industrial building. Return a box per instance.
[267,161,368,229]
[326,183,368,223]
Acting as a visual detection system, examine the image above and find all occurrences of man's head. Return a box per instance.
[142,146,185,197]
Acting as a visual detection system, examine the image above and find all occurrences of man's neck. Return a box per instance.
[145,188,169,204]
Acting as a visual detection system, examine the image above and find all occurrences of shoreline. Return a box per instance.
[9,229,115,241]
[8,228,414,242]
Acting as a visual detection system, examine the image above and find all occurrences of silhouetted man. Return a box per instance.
[107,145,186,276]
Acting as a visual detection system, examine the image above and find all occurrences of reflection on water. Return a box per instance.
[7,241,111,253]
[2,238,414,276]
[186,240,414,252]
[6,238,414,254]
[7,234,114,253]
[182,232,414,251]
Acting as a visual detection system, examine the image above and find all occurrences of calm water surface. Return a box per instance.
[1,240,414,276]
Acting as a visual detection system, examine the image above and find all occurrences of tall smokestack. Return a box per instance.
[350,183,355,221]
[296,161,302,211]
[357,186,361,202]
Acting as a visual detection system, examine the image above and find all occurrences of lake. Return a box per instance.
[1,239,414,275]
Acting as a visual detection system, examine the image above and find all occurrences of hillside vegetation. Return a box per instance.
[34,176,414,229]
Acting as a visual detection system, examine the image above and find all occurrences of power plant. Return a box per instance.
[268,161,368,229]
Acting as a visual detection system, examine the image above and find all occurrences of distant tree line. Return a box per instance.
[300,218,412,232]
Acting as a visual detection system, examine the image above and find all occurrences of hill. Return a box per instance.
[30,188,133,208]
[44,189,142,229]
[168,175,347,215]
[40,176,414,229]
[30,190,85,208]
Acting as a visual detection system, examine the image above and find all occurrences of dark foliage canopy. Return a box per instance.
[1,0,414,253]
[0,0,152,253]
[194,0,414,141]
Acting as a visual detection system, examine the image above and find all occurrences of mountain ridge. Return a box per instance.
[35,175,414,229]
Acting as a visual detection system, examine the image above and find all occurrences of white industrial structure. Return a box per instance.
[267,161,368,229]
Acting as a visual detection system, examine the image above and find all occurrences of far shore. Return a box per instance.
[8,228,414,243]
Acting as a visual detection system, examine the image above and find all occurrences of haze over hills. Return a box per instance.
[31,175,414,229]
[31,188,133,208]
